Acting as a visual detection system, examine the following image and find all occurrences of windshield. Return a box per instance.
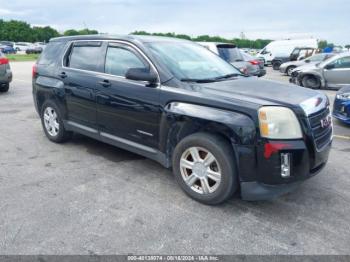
[308,53,327,62]
[146,42,242,81]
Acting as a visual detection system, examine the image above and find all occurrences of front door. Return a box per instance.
[96,42,161,149]
[324,56,350,89]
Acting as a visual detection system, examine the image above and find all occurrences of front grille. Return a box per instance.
[308,107,332,150]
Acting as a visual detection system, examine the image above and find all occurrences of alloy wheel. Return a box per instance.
[43,107,60,137]
[180,147,222,194]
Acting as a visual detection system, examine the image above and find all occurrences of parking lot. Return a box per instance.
[0,62,349,255]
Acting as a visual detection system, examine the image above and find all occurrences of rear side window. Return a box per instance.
[67,42,103,72]
[105,46,147,77]
[217,45,244,63]
[38,42,64,65]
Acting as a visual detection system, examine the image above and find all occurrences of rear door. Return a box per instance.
[324,56,350,88]
[60,41,105,131]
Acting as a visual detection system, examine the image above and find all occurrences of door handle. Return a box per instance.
[58,72,67,79]
[98,80,111,87]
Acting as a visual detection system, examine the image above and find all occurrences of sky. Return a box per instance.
[0,0,349,45]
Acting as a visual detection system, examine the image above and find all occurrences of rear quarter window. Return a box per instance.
[37,42,65,66]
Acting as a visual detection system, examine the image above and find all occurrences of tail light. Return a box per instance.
[0,57,9,65]
[32,64,38,78]
[249,60,260,65]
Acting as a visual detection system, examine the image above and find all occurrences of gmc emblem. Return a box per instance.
[320,115,332,128]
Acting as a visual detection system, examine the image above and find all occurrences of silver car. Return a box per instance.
[0,51,12,92]
[280,53,334,76]
[290,52,350,90]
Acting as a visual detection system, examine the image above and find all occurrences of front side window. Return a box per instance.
[105,46,147,77]
[334,57,350,69]
[146,42,241,81]
[68,42,103,72]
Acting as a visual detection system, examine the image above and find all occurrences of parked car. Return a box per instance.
[14,42,32,52]
[0,41,14,47]
[290,52,350,90]
[271,47,317,70]
[0,51,12,92]
[34,42,46,50]
[0,45,16,54]
[198,42,265,77]
[33,35,332,204]
[26,46,43,54]
[241,51,266,77]
[333,87,350,125]
[280,53,335,76]
[257,38,318,65]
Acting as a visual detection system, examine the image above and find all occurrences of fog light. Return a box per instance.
[281,153,291,178]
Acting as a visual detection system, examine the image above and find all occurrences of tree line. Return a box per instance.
[131,31,272,49]
[0,20,98,43]
[1,19,348,50]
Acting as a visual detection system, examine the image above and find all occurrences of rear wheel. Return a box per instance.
[41,101,72,143]
[172,133,238,205]
[0,83,9,93]
[302,75,321,89]
[286,66,296,76]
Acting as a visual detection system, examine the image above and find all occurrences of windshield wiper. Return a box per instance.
[180,78,217,83]
[214,73,243,80]
[181,73,243,83]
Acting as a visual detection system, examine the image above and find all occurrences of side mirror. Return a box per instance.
[324,63,335,70]
[125,68,158,85]
[305,59,311,63]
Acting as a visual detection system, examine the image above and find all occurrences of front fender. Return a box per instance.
[298,71,326,88]
[159,102,256,166]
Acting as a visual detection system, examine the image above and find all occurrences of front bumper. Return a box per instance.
[237,136,331,201]
[333,99,350,124]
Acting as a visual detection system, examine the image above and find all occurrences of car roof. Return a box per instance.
[50,34,191,44]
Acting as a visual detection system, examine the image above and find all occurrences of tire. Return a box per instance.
[286,66,296,76]
[40,101,72,143]
[272,61,281,70]
[302,75,321,89]
[172,133,238,205]
[0,83,9,93]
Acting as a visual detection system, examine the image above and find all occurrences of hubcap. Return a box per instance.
[180,147,222,195]
[43,107,59,137]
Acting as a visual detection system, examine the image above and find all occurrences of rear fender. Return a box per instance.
[34,76,67,116]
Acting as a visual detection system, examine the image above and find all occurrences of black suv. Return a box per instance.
[32,35,332,205]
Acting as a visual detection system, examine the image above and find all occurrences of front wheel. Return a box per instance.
[41,101,72,143]
[302,75,321,89]
[272,61,281,70]
[172,133,238,205]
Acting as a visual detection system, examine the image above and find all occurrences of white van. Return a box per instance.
[257,39,318,65]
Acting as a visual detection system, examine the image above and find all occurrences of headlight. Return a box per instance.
[336,92,350,100]
[258,106,302,139]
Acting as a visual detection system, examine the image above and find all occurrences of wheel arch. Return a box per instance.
[160,102,256,167]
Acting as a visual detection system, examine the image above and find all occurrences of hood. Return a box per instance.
[196,77,325,110]
[292,62,319,73]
